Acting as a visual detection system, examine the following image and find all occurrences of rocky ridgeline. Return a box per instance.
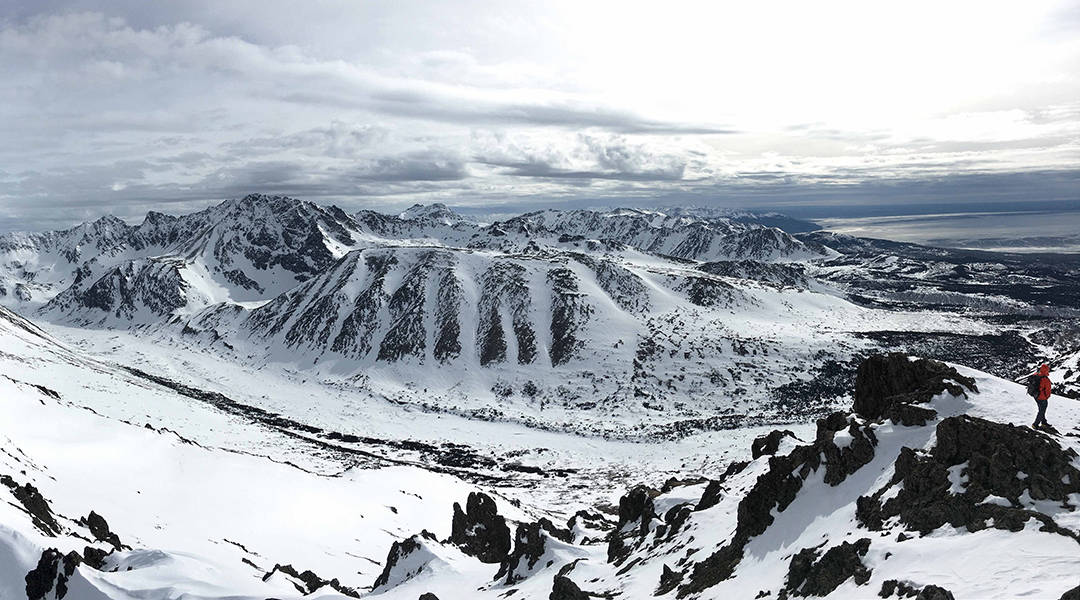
[368,352,1080,599]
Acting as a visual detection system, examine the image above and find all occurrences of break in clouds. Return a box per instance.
[0,1,1078,232]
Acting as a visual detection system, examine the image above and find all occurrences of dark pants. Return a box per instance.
[1034,399,1048,427]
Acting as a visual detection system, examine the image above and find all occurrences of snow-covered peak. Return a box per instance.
[399,202,465,225]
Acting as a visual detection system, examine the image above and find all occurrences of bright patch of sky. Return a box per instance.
[0,0,1078,231]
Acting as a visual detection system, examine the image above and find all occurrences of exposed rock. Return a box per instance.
[752,429,796,459]
[885,402,938,427]
[373,530,439,591]
[449,492,512,563]
[81,546,111,570]
[1,475,61,536]
[857,415,1080,541]
[25,548,80,600]
[419,594,441,600]
[853,353,977,420]
[496,521,548,584]
[539,517,574,543]
[783,538,872,597]
[681,414,879,597]
[83,510,122,550]
[917,585,956,600]
[696,461,749,511]
[551,575,590,600]
[655,564,684,596]
[1060,584,1080,600]
[607,485,658,564]
[261,563,359,597]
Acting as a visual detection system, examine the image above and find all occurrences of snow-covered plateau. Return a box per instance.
[1,195,1078,599]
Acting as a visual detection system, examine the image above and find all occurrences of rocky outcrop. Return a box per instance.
[496,521,549,584]
[25,548,81,600]
[1,475,61,536]
[680,412,878,597]
[879,580,956,599]
[1061,584,1080,600]
[449,492,512,563]
[373,530,439,590]
[262,563,359,597]
[752,429,796,459]
[607,485,658,564]
[551,575,590,600]
[853,353,976,420]
[782,538,872,597]
[82,511,122,550]
[857,415,1080,541]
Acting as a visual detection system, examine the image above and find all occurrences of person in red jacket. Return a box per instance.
[1032,364,1053,430]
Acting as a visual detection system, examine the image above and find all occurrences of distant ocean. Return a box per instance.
[816,209,1080,254]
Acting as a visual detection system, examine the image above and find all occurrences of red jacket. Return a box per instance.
[1036,365,1052,401]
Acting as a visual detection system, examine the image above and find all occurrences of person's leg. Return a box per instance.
[1034,399,1048,427]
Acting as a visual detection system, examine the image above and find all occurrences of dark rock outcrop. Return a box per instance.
[857,415,1080,542]
[696,461,749,511]
[853,353,976,420]
[419,594,441,600]
[1,476,61,536]
[81,546,111,570]
[680,414,878,597]
[879,580,956,600]
[752,429,796,459]
[449,492,512,563]
[496,522,549,584]
[373,531,438,591]
[783,538,872,597]
[25,549,80,600]
[608,485,658,564]
[551,575,590,600]
[1060,584,1080,600]
[82,511,122,550]
[262,563,359,597]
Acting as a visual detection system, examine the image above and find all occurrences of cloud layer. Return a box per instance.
[0,2,1078,231]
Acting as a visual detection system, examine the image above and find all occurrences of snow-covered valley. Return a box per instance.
[1,196,1079,599]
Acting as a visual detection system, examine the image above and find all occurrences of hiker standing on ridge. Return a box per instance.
[1029,364,1053,430]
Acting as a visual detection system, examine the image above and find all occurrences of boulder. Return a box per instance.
[83,511,122,550]
[857,415,1080,540]
[496,521,548,584]
[784,538,872,597]
[550,575,590,600]
[752,430,796,459]
[853,353,976,420]
[449,492,511,563]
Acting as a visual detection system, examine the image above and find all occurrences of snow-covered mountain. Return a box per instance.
[1,302,1078,599]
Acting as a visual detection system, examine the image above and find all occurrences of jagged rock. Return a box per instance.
[539,517,574,543]
[419,594,441,600]
[1060,584,1080,600]
[696,461,749,511]
[1,475,61,536]
[551,575,590,600]
[857,415,1080,540]
[496,521,548,584]
[655,564,684,596]
[373,530,439,590]
[853,353,977,420]
[885,402,938,427]
[784,538,872,597]
[566,510,613,544]
[608,485,659,563]
[261,563,359,597]
[681,415,879,597]
[83,510,122,550]
[656,503,693,541]
[752,429,796,459]
[25,549,81,600]
[660,475,709,493]
[81,546,111,570]
[917,585,956,600]
[449,492,511,563]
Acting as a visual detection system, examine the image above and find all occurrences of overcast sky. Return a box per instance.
[1,0,1078,231]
